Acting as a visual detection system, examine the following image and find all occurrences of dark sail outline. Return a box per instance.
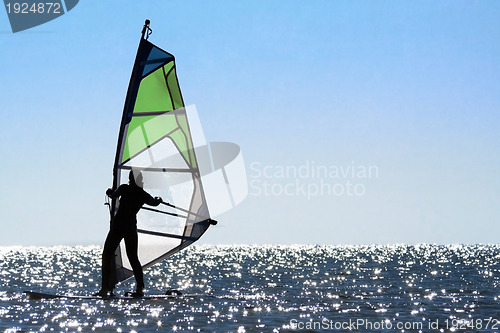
[109,20,214,285]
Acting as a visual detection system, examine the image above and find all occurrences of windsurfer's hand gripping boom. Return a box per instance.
[106,187,162,206]
[106,188,115,198]
[150,196,162,206]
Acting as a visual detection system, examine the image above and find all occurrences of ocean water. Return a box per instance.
[0,245,499,332]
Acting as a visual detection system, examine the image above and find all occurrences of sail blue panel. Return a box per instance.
[142,46,174,77]
[148,46,173,62]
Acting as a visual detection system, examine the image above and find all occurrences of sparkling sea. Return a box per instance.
[1,245,499,332]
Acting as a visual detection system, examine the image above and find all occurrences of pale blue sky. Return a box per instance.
[0,1,499,245]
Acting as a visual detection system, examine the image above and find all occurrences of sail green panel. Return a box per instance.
[169,124,196,168]
[121,60,188,164]
[122,113,180,163]
[121,114,197,166]
[134,63,176,113]
[166,67,184,110]
[122,116,153,163]
[174,114,197,167]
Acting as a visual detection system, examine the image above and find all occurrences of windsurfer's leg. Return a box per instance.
[124,231,144,291]
[101,229,122,291]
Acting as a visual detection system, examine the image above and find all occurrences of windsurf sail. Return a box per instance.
[108,20,215,284]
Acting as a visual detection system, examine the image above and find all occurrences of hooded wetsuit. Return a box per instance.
[101,183,160,291]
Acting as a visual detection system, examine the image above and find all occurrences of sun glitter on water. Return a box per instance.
[0,244,499,332]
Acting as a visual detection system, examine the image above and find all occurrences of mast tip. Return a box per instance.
[142,19,152,40]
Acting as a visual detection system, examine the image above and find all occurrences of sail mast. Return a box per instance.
[110,20,152,219]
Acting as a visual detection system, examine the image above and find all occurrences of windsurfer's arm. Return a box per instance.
[145,193,162,207]
[106,185,123,199]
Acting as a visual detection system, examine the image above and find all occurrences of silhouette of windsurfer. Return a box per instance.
[95,170,162,297]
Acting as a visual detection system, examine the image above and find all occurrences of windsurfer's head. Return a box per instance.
[129,170,144,188]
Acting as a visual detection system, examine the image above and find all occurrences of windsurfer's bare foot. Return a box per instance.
[93,289,114,297]
[131,286,144,297]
